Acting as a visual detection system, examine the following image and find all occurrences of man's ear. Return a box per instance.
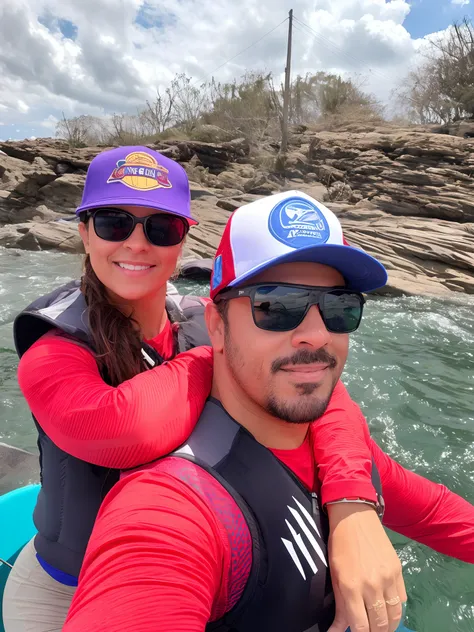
[205,301,225,353]
[78,222,90,254]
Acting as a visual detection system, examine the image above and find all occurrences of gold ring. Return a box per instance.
[386,596,401,606]
[368,600,385,611]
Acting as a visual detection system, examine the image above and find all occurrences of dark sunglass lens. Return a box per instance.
[94,210,133,242]
[321,291,363,333]
[146,214,187,246]
[253,285,309,331]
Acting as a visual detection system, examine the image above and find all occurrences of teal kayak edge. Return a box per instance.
[0,484,40,632]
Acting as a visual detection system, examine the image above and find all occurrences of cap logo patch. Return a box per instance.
[107,151,172,191]
[268,196,330,249]
[212,255,223,290]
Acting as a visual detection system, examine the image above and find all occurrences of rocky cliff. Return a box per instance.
[1,122,473,297]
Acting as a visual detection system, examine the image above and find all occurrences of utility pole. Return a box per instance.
[281,9,293,154]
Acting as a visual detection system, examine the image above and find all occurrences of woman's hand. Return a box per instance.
[326,503,407,632]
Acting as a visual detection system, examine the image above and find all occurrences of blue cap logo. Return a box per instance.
[212,255,223,289]
[268,196,330,249]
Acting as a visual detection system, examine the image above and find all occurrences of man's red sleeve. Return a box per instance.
[310,381,377,506]
[63,470,230,632]
[17,335,213,468]
[371,439,474,563]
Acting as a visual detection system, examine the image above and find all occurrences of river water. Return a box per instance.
[0,246,473,631]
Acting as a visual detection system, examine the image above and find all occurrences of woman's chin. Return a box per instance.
[108,281,160,304]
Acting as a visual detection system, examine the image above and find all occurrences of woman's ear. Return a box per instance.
[204,302,225,354]
[78,222,90,254]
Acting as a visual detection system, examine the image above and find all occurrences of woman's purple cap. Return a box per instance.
[76,146,197,225]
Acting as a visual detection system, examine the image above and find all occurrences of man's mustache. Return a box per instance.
[271,349,337,374]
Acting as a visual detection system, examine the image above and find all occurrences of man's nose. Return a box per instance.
[289,305,331,348]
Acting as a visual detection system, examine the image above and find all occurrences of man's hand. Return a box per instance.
[326,503,407,632]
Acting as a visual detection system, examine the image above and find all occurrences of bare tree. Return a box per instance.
[396,17,474,123]
[394,61,453,124]
[57,67,385,151]
[286,72,382,125]
[142,87,176,134]
[56,113,92,147]
[171,73,209,134]
[433,18,474,119]
[106,112,156,144]
[207,71,280,141]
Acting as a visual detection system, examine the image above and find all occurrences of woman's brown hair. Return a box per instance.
[81,254,149,386]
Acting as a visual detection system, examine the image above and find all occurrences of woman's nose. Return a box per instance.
[124,223,149,250]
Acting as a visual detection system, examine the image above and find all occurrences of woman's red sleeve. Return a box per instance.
[309,381,377,506]
[371,439,474,562]
[17,334,213,468]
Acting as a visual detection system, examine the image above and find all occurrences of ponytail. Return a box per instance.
[81,255,148,386]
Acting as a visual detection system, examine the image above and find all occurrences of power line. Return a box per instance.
[293,14,418,107]
[281,9,294,153]
[148,16,289,108]
[190,17,289,88]
[293,22,311,39]
[294,17,363,71]
[293,15,395,86]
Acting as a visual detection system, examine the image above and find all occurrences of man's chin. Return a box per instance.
[265,394,332,424]
[265,374,340,424]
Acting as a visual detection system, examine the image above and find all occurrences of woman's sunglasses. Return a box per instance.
[215,283,365,334]
[81,207,189,247]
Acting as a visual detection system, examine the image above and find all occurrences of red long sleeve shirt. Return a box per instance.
[62,406,474,632]
[17,323,376,505]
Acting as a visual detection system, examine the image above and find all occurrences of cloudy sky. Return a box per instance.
[0,0,471,141]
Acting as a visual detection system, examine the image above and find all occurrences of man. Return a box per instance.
[63,191,474,632]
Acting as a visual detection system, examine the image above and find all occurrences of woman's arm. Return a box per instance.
[372,439,474,562]
[309,389,405,632]
[63,469,229,632]
[309,381,377,505]
[17,334,213,468]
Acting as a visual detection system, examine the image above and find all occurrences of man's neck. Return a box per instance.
[211,373,309,451]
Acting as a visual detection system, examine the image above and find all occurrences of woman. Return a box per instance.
[3,146,405,632]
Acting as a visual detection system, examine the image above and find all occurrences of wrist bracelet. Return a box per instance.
[326,498,377,510]
[325,497,385,520]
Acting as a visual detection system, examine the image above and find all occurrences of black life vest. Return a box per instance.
[163,398,384,632]
[13,280,210,578]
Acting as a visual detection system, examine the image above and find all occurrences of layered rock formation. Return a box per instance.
[1,123,473,297]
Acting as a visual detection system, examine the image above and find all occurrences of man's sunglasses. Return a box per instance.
[80,207,189,247]
[215,283,365,334]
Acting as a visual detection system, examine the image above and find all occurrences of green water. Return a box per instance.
[0,246,473,631]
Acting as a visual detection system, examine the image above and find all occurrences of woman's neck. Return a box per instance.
[112,284,169,340]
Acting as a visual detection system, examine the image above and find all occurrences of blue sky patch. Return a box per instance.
[403,0,472,39]
[135,1,177,30]
[38,13,78,40]
[58,19,78,41]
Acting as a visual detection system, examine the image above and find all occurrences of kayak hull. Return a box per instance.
[0,485,39,632]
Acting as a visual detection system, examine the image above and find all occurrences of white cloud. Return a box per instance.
[17,99,29,113]
[40,114,59,129]
[0,0,453,134]
[451,0,469,5]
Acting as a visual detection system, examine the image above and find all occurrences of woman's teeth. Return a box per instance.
[117,263,152,271]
